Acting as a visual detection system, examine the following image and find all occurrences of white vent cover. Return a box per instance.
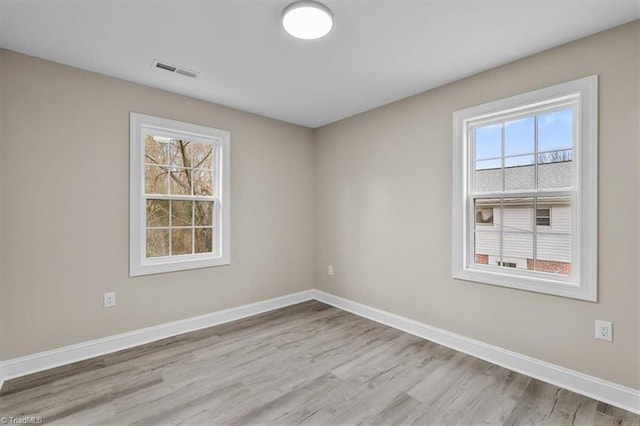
[152,59,198,79]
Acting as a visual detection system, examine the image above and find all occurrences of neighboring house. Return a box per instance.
[474,160,572,275]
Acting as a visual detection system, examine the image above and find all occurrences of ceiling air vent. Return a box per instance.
[152,59,198,79]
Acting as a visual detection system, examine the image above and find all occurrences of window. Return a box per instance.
[452,76,597,301]
[536,208,551,226]
[475,207,494,225]
[130,113,230,276]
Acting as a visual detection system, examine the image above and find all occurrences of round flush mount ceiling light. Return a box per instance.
[282,0,333,40]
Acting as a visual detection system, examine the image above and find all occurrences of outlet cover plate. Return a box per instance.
[595,320,612,342]
[104,292,116,308]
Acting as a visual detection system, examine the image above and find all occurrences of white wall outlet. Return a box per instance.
[595,320,612,342]
[328,265,334,276]
[103,291,116,308]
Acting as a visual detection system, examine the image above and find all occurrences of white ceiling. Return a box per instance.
[0,1,638,128]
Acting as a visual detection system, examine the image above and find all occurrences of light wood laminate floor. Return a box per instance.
[1,301,638,425]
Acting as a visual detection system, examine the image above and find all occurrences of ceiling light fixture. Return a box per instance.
[282,0,333,40]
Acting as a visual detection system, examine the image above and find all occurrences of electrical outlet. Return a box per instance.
[328,265,334,276]
[103,292,116,308]
[595,320,612,342]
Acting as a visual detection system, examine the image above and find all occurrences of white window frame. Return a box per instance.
[452,76,598,301]
[130,113,231,276]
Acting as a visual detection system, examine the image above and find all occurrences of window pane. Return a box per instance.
[535,196,571,275]
[172,228,193,255]
[474,231,500,266]
[537,197,570,227]
[538,109,573,152]
[146,229,169,258]
[505,155,535,190]
[170,140,192,168]
[505,116,534,156]
[145,165,168,194]
[503,232,533,271]
[195,201,214,226]
[537,149,572,164]
[195,227,213,254]
[538,150,572,189]
[193,143,214,169]
[170,168,192,195]
[475,159,502,192]
[146,199,169,227]
[145,135,169,165]
[474,199,498,229]
[475,124,502,160]
[503,197,533,232]
[476,158,501,170]
[505,155,535,168]
[171,200,193,227]
[536,232,571,275]
[193,169,214,196]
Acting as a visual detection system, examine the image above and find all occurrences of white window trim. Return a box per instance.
[452,76,598,301]
[130,113,231,276]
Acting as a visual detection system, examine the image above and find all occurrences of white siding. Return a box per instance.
[475,231,500,256]
[536,204,571,262]
[541,204,571,233]
[475,231,534,260]
[537,233,572,262]
[504,232,533,259]
[502,205,533,232]
[475,204,571,264]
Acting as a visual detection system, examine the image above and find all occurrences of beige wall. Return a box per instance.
[315,21,640,389]
[0,50,315,360]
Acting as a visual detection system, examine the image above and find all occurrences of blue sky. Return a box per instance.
[475,108,573,167]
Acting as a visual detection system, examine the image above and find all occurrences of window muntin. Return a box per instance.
[130,114,230,276]
[452,76,598,301]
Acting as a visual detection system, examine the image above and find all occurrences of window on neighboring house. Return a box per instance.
[130,113,231,276]
[475,207,494,225]
[452,76,598,301]
[536,208,551,226]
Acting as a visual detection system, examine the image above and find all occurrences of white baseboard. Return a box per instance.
[312,289,640,415]
[1,288,638,416]
[0,289,315,389]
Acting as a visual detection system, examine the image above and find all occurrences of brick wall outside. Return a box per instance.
[526,259,571,275]
[474,253,569,274]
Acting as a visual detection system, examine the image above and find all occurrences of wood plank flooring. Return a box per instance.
[1,301,638,425]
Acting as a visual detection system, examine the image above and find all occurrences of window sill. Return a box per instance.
[130,255,230,277]
[453,267,596,302]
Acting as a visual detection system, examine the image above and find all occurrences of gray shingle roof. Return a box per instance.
[476,161,571,192]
